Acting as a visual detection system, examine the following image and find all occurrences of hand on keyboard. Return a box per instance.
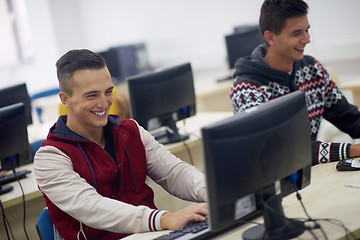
[160,203,208,230]
[153,220,210,240]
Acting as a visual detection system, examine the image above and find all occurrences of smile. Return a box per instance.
[92,110,106,116]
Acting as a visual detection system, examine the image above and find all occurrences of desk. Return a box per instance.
[1,112,232,240]
[0,164,45,239]
[339,80,360,107]
[124,162,360,240]
[195,78,233,113]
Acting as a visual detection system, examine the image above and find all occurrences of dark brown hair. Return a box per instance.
[56,49,106,95]
[259,0,309,38]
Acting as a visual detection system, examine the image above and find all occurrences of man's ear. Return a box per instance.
[59,91,70,107]
[263,30,274,46]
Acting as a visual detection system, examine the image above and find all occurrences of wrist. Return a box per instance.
[159,211,169,230]
[349,144,360,158]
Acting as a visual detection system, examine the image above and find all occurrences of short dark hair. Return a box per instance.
[56,49,106,95]
[259,0,309,36]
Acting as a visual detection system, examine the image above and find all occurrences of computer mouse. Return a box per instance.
[336,159,360,171]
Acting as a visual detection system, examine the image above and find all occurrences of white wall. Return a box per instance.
[307,0,360,61]
[0,0,59,94]
[1,0,359,95]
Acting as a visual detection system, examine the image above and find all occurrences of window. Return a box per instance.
[0,0,33,67]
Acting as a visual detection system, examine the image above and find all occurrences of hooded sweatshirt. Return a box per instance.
[34,115,206,240]
[230,44,360,165]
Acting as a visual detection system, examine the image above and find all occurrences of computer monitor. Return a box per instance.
[127,62,196,145]
[225,24,264,69]
[201,91,312,239]
[0,103,31,194]
[0,83,33,125]
[98,43,153,84]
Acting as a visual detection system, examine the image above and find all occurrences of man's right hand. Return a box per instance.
[160,203,208,230]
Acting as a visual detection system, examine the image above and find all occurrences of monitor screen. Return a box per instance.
[201,91,312,239]
[0,83,33,125]
[225,25,264,69]
[99,43,152,84]
[127,62,196,145]
[0,102,31,171]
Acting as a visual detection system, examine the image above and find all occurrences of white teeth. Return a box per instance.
[93,111,105,116]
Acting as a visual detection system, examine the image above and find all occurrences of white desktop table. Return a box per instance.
[124,162,360,240]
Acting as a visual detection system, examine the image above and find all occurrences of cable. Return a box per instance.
[291,183,356,240]
[1,206,11,240]
[294,192,327,239]
[290,183,328,240]
[189,132,201,142]
[181,119,203,141]
[180,119,195,166]
[236,218,262,226]
[258,189,323,240]
[181,140,194,166]
[1,199,15,240]
[10,160,30,240]
[309,218,357,240]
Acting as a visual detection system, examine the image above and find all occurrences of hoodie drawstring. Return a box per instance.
[77,143,97,190]
[125,148,138,193]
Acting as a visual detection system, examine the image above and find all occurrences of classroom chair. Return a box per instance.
[30,88,60,124]
[36,208,55,240]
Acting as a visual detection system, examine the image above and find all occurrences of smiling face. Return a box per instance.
[60,67,114,137]
[264,15,311,72]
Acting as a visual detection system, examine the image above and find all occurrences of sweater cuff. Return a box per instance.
[317,142,351,163]
[142,209,168,232]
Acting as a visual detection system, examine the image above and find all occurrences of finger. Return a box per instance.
[193,214,206,222]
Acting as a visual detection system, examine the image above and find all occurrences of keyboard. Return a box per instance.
[153,220,211,240]
[0,169,32,185]
[152,211,261,240]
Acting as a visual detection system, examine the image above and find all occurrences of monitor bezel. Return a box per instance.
[127,62,196,144]
[201,91,312,235]
[225,26,264,69]
[0,102,31,172]
[0,83,33,125]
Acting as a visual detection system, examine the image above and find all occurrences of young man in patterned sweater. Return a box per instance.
[230,0,360,165]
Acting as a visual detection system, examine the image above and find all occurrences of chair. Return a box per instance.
[36,208,55,240]
[30,139,44,159]
[114,83,130,119]
[30,87,61,124]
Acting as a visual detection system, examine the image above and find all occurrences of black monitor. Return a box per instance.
[201,91,312,239]
[98,43,152,84]
[0,103,31,194]
[225,24,264,69]
[0,83,33,125]
[127,62,196,145]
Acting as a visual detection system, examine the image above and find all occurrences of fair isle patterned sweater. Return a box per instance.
[230,44,360,165]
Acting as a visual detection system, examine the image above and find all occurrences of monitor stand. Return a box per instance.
[243,194,305,240]
[152,116,189,145]
[0,184,14,195]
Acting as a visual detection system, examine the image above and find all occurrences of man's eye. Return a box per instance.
[87,94,96,98]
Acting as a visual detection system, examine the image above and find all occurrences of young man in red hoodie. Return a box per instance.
[34,49,207,240]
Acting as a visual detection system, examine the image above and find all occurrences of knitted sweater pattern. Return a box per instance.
[230,44,360,164]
